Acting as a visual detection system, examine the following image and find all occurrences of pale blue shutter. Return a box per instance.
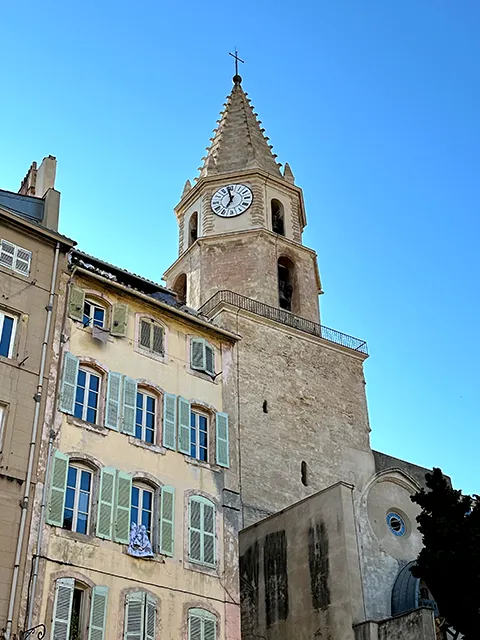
[188,609,216,640]
[188,612,202,640]
[145,595,156,640]
[215,412,229,467]
[204,616,216,640]
[191,338,206,371]
[178,397,191,454]
[68,285,85,322]
[59,352,79,414]
[47,451,69,526]
[162,393,177,450]
[96,467,116,540]
[189,498,202,563]
[111,303,129,337]
[51,578,74,640]
[105,372,123,430]
[205,343,215,376]
[88,585,109,640]
[121,377,137,435]
[202,501,216,566]
[114,471,132,544]
[159,486,175,556]
[124,592,144,640]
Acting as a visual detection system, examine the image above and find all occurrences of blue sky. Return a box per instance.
[1,1,479,493]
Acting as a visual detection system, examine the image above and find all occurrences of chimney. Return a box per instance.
[18,161,37,196]
[18,156,57,198]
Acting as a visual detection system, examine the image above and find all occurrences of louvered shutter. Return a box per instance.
[162,393,177,450]
[105,372,123,430]
[159,486,175,556]
[145,594,156,640]
[114,471,132,544]
[189,498,202,563]
[14,246,32,276]
[58,352,79,415]
[52,578,75,640]
[0,240,15,270]
[205,344,215,376]
[215,412,229,468]
[88,585,109,640]
[121,377,137,435]
[203,501,216,566]
[68,285,85,322]
[191,338,205,371]
[178,397,191,454]
[204,617,216,640]
[152,324,164,354]
[111,303,128,337]
[97,467,116,540]
[139,320,151,349]
[188,614,202,640]
[124,592,144,640]
[47,451,69,526]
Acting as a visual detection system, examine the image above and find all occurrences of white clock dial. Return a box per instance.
[211,184,253,217]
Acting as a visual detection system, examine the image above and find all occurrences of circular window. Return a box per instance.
[386,511,407,537]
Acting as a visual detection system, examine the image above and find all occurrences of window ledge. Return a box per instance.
[122,547,166,563]
[67,414,109,436]
[184,456,221,473]
[184,559,219,577]
[127,436,166,455]
[55,527,100,547]
[134,345,167,364]
[74,323,114,343]
[186,368,217,385]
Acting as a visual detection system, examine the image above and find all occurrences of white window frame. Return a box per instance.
[0,311,17,359]
[135,390,157,444]
[0,239,32,276]
[64,463,93,534]
[83,298,106,328]
[74,367,102,424]
[190,410,209,463]
[131,482,155,540]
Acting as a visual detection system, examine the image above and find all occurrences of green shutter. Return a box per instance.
[152,324,164,355]
[58,352,79,415]
[105,372,123,430]
[51,577,74,640]
[114,470,132,544]
[189,498,202,563]
[191,338,206,371]
[145,594,156,640]
[88,585,109,640]
[205,343,215,376]
[122,377,137,436]
[47,451,69,526]
[162,393,177,450]
[111,303,129,337]
[204,617,216,640]
[188,613,202,640]
[68,285,85,322]
[215,412,229,468]
[97,467,116,540]
[178,397,191,454]
[124,591,145,640]
[189,497,216,566]
[188,609,216,640]
[139,320,151,349]
[203,501,216,566]
[159,486,175,556]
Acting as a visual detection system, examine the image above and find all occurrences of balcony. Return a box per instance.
[199,290,368,355]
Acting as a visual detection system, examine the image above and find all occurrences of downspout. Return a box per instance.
[4,242,61,640]
[26,264,77,629]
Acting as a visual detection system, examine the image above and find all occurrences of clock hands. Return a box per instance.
[226,187,234,207]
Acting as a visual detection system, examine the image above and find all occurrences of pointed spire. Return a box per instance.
[199,76,282,179]
[283,163,295,184]
[182,179,192,198]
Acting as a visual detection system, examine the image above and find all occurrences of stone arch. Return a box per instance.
[188,211,198,246]
[271,199,285,236]
[277,256,296,312]
[173,273,187,305]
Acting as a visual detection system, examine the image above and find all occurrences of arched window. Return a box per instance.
[51,578,108,640]
[173,273,187,305]
[63,461,94,534]
[188,608,217,640]
[131,481,155,541]
[278,257,295,311]
[189,212,198,246]
[124,591,157,640]
[188,495,216,567]
[138,317,165,356]
[83,297,107,328]
[135,387,159,444]
[74,365,102,424]
[271,199,285,236]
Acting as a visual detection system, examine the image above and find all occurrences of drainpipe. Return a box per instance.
[26,264,77,630]
[4,242,61,640]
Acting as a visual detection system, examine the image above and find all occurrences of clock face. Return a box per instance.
[211,184,253,217]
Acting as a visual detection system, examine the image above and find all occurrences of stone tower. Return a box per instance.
[165,75,371,526]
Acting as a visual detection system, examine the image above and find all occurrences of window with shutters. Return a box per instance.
[0,311,17,359]
[63,463,93,535]
[131,483,154,540]
[137,317,165,357]
[135,390,157,444]
[190,338,216,378]
[74,367,102,424]
[51,578,108,640]
[0,239,32,276]
[190,410,209,462]
[83,298,106,328]
[188,608,217,640]
[124,591,156,640]
[188,496,216,567]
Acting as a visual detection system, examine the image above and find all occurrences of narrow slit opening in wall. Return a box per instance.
[301,461,308,486]
[263,400,268,413]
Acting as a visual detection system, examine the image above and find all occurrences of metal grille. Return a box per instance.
[199,290,368,355]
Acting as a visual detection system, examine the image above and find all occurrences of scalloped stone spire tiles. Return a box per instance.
[199,78,282,178]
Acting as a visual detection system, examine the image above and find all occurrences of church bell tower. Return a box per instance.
[164,73,322,324]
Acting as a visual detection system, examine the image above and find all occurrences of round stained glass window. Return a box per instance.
[386,511,407,537]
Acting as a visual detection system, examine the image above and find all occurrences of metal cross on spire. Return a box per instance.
[229,48,244,83]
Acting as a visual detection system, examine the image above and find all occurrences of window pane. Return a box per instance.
[146,411,154,430]
[78,491,89,513]
[65,487,75,510]
[89,374,100,392]
[93,307,105,326]
[74,403,83,419]
[80,470,91,492]
[135,424,143,440]
[67,466,77,487]
[199,430,208,447]
[77,370,86,387]
[86,407,97,423]
[136,393,143,408]
[76,512,88,534]
[146,396,155,412]
[145,428,154,444]
[199,447,208,462]
[131,486,139,507]
[63,509,73,530]
[199,415,208,430]
[142,510,151,532]
[142,491,152,510]
[131,505,139,526]
[75,385,85,404]
[190,412,196,427]
[0,316,14,357]
[87,390,98,409]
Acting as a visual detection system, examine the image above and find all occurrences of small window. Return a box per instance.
[0,312,17,358]
[83,299,106,328]
[189,212,198,247]
[271,199,285,236]
[0,239,32,276]
[51,579,108,640]
[124,592,156,640]
[173,274,187,305]
[139,318,164,355]
[190,338,215,376]
[190,411,209,462]
[135,391,157,444]
[74,368,101,424]
[131,484,154,540]
[188,496,216,567]
[63,464,93,535]
[386,511,407,537]
[188,608,217,640]
[278,257,295,311]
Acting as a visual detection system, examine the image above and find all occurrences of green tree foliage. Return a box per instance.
[411,467,480,639]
